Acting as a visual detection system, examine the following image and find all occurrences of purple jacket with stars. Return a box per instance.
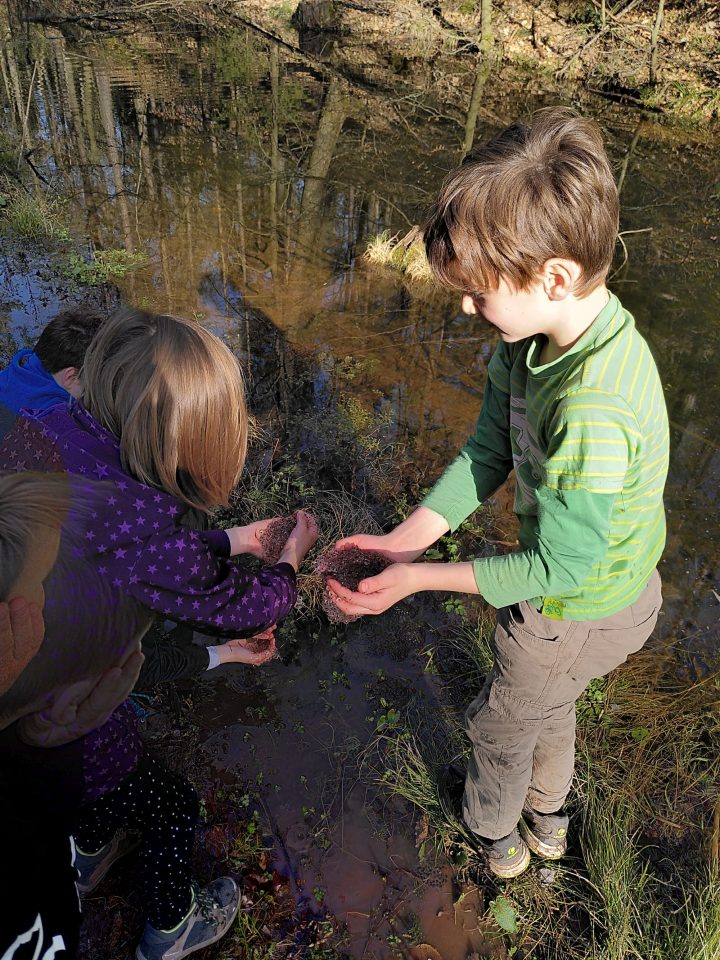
[0,400,298,802]
[0,400,298,636]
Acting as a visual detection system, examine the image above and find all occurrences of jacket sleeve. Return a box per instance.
[420,346,514,530]
[127,527,297,639]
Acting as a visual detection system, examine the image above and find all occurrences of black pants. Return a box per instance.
[74,755,199,930]
[135,623,210,693]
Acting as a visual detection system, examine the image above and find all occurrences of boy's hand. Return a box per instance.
[327,563,416,617]
[226,519,278,559]
[279,510,319,571]
[333,533,426,565]
[333,508,450,564]
[17,641,145,748]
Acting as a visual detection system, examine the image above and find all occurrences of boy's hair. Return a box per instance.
[423,107,619,296]
[0,472,69,600]
[33,305,106,374]
[82,306,249,511]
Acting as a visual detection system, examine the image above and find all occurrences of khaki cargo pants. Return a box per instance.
[462,570,662,841]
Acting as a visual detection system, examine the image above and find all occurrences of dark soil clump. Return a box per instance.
[315,545,393,623]
[258,513,298,564]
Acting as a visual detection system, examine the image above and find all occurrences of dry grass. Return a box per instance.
[364,227,434,283]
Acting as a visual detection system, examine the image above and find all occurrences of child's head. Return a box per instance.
[423,107,619,300]
[82,306,249,511]
[33,305,106,399]
[0,471,152,724]
[0,472,68,695]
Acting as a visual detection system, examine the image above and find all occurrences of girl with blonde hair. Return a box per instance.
[0,307,317,960]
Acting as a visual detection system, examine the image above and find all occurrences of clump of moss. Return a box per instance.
[258,512,299,564]
[315,545,392,623]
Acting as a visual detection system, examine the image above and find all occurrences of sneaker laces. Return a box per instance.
[190,882,218,922]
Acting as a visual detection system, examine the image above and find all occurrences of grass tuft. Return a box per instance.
[0,191,71,240]
[364,227,433,282]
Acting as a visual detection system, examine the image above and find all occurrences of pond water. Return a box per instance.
[1,17,718,959]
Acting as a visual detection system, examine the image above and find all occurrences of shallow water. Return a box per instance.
[1,17,718,958]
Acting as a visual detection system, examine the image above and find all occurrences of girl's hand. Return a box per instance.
[326,563,416,617]
[226,519,278,559]
[215,627,278,667]
[279,510,319,571]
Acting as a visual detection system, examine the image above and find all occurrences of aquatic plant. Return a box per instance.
[59,249,150,286]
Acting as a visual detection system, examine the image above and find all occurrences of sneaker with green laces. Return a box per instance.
[75,829,140,896]
[135,878,241,960]
[519,807,569,859]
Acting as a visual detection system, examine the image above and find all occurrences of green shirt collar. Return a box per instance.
[525,292,626,378]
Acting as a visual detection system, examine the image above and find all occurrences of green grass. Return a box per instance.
[0,191,71,241]
[59,248,150,285]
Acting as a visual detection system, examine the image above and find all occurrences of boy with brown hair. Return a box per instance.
[329,107,668,877]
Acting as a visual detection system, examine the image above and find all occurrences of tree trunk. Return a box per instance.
[649,0,664,85]
[291,0,338,32]
[479,0,493,53]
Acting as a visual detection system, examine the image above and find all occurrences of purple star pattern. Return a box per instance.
[0,403,297,639]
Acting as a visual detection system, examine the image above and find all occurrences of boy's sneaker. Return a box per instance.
[135,877,241,960]
[75,829,140,896]
[519,807,569,859]
[473,828,531,879]
[439,763,530,878]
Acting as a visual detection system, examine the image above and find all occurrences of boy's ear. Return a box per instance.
[53,366,83,399]
[540,259,582,301]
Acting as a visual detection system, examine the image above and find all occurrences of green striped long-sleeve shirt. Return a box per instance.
[421,293,669,620]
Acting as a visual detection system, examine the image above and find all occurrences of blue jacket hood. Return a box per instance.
[0,349,70,414]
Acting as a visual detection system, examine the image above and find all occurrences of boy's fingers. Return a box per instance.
[326,579,378,616]
[325,578,356,600]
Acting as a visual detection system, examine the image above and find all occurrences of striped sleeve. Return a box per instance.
[543,389,638,494]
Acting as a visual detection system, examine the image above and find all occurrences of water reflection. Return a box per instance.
[1,14,717,639]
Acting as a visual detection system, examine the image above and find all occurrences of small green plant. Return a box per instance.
[368,698,401,733]
[489,895,519,934]
[59,248,149,286]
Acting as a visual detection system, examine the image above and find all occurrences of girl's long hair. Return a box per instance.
[82,307,249,511]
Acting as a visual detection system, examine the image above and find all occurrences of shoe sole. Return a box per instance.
[487,842,531,879]
[518,820,567,860]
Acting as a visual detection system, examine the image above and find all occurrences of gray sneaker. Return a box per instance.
[519,807,569,859]
[135,878,241,960]
[476,827,531,878]
[75,829,140,896]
